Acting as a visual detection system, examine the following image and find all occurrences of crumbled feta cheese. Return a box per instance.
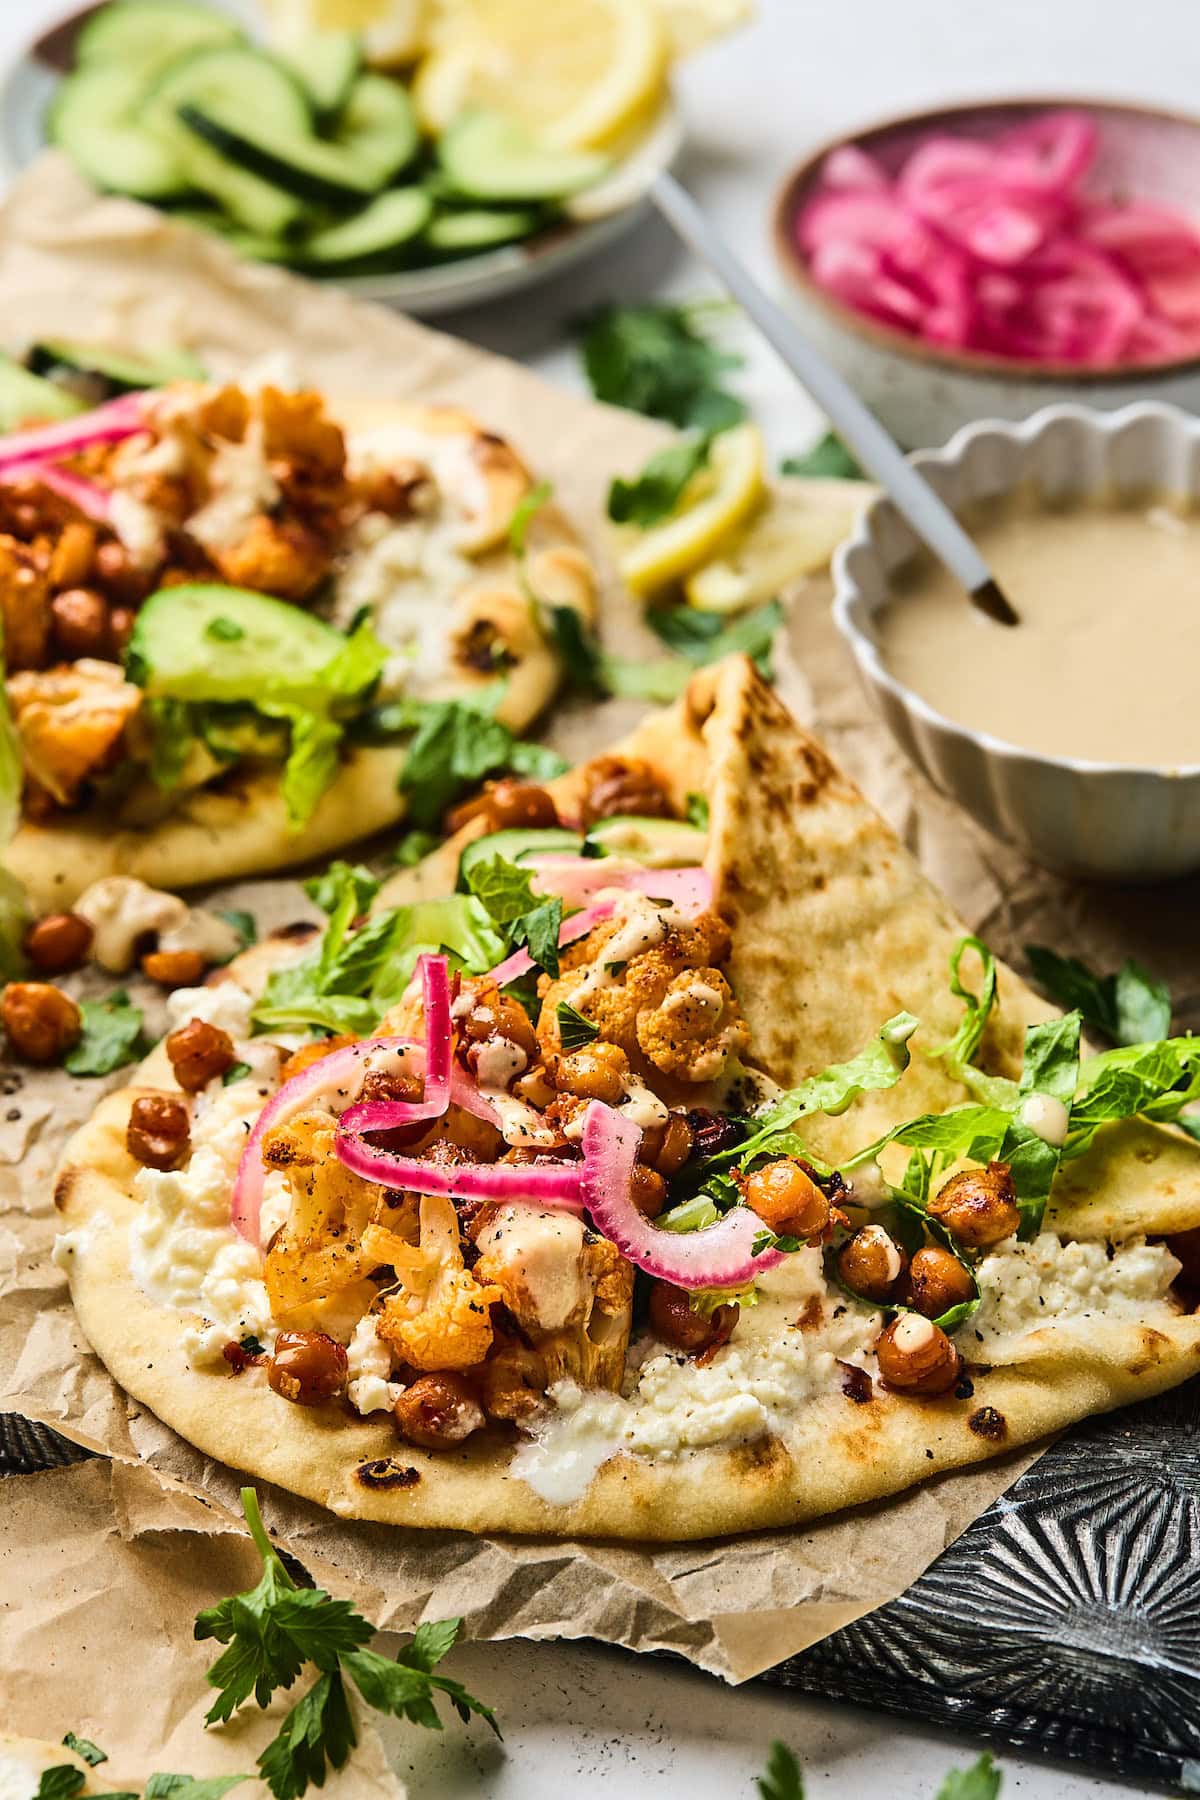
[971,1231,1181,1358]
[166,980,255,1040]
[346,1312,400,1416]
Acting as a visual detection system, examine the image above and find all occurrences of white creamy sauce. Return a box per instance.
[571,892,685,1003]
[858,1222,904,1283]
[75,875,189,973]
[474,1036,527,1089]
[513,1249,882,1503]
[969,1231,1181,1360]
[110,486,169,568]
[188,421,280,554]
[878,494,1200,766]
[618,1071,668,1131]
[346,1312,401,1416]
[129,1075,278,1368]
[475,1205,588,1333]
[0,1753,39,1800]
[159,907,243,966]
[1018,1091,1070,1147]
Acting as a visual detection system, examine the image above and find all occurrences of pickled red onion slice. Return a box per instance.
[482,901,618,991]
[796,108,1200,365]
[0,394,146,470]
[1,461,112,520]
[339,954,452,1136]
[231,1033,499,1245]
[578,1102,784,1291]
[526,858,711,914]
[335,1129,585,1209]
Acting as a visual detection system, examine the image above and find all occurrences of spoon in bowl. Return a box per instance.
[650,171,1020,627]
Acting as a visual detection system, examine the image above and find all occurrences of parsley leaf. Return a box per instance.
[143,1779,249,1800]
[685,792,710,829]
[392,829,442,867]
[223,1061,252,1085]
[62,1739,107,1769]
[538,604,690,704]
[64,989,145,1077]
[36,1771,88,1800]
[647,598,783,679]
[216,909,257,953]
[578,301,746,430]
[1025,945,1171,1047]
[557,1001,599,1052]
[607,434,711,527]
[465,853,563,978]
[197,1490,496,1800]
[781,432,864,480]
[935,1752,1002,1800]
[757,1740,804,1800]
[304,862,379,918]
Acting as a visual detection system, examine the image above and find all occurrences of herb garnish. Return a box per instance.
[556,1001,599,1052]
[35,1764,244,1800]
[195,1490,497,1800]
[647,597,783,680]
[685,792,710,830]
[61,1738,107,1768]
[64,990,146,1078]
[577,301,746,430]
[607,434,711,527]
[755,1741,1002,1799]
[465,854,563,979]
[781,431,865,481]
[216,909,257,955]
[1025,945,1171,1046]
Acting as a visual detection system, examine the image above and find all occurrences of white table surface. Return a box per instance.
[2,1,1192,1794]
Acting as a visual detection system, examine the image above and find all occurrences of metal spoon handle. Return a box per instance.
[650,172,1018,625]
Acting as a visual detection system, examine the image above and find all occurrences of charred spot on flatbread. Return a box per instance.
[355,1458,421,1490]
[967,1405,1007,1441]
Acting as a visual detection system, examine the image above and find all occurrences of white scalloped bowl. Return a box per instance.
[832,403,1200,882]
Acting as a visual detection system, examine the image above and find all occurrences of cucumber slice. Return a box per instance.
[169,208,294,261]
[179,103,379,204]
[48,65,188,199]
[126,584,357,707]
[458,826,584,887]
[76,0,244,79]
[329,74,419,185]
[0,354,87,432]
[438,110,607,203]
[302,188,432,264]
[273,32,362,122]
[584,816,708,866]
[30,340,206,391]
[425,205,541,254]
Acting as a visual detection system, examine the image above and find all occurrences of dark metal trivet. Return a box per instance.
[6,1388,1199,1792]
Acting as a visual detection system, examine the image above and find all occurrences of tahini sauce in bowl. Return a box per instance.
[877,491,1200,768]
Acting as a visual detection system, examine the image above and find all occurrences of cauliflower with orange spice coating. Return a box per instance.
[370,1195,500,1372]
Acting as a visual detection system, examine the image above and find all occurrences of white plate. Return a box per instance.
[0,4,682,317]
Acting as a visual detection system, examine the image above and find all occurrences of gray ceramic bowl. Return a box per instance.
[774,99,1200,448]
[833,402,1200,883]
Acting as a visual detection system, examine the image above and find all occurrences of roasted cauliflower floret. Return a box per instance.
[7,657,140,805]
[260,386,346,477]
[372,1194,500,1372]
[0,535,51,670]
[212,514,331,601]
[636,967,748,1081]
[261,1111,383,1325]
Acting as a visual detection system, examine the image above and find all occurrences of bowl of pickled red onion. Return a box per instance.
[773,100,1200,445]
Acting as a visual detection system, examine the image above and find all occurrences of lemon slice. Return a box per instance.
[651,0,754,55]
[260,0,429,66]
[684,479,869,612]
[414,0,668,149]
[617,423,766,599]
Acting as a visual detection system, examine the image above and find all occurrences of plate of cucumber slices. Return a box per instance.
[0,0,681,316]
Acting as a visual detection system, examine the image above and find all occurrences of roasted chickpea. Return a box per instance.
[928,1162,1020,1249]
[394,1371,485,1447]
[837,1224,907,1302]
[267,1330,348,1406]
[480,1344,547,1422]
[1,981,81,1063]
[107,604,137,655]
[579,755,672,826]
[876,1313,962,1396]
[93,539,152,606]
[446,778,558,837]
[648,1280,739,1356]
[461,986,539,1062]
[742,1158,829,1238]
[23,911,93,975]
[141,948,207,989]
[630,1162,667,1218]
[640,1112,693,1177]
[166,1018,236,1091]
[126,1093,190,1170]
[50,587,110,660]
[904,1246,976,1318]
[549,1039,628,1105]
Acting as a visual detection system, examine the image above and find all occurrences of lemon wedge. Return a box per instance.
[651,0,754,55]
[260,0,429,65]
[617,423,766,599]
[414,0,668,149]
[684,479,869,612]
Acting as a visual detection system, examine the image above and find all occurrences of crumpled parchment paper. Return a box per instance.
[4,153,1195,1692]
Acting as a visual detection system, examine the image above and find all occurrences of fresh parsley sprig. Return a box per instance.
[195,1490,497,1800]
[35,1756,247,1800]
[607,434,711,528]
[64,990,146,1079]
[756,1743,1002,1800]
[577,301,746,431]
[1025,945,1171,1047]
[465,853,563,979]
